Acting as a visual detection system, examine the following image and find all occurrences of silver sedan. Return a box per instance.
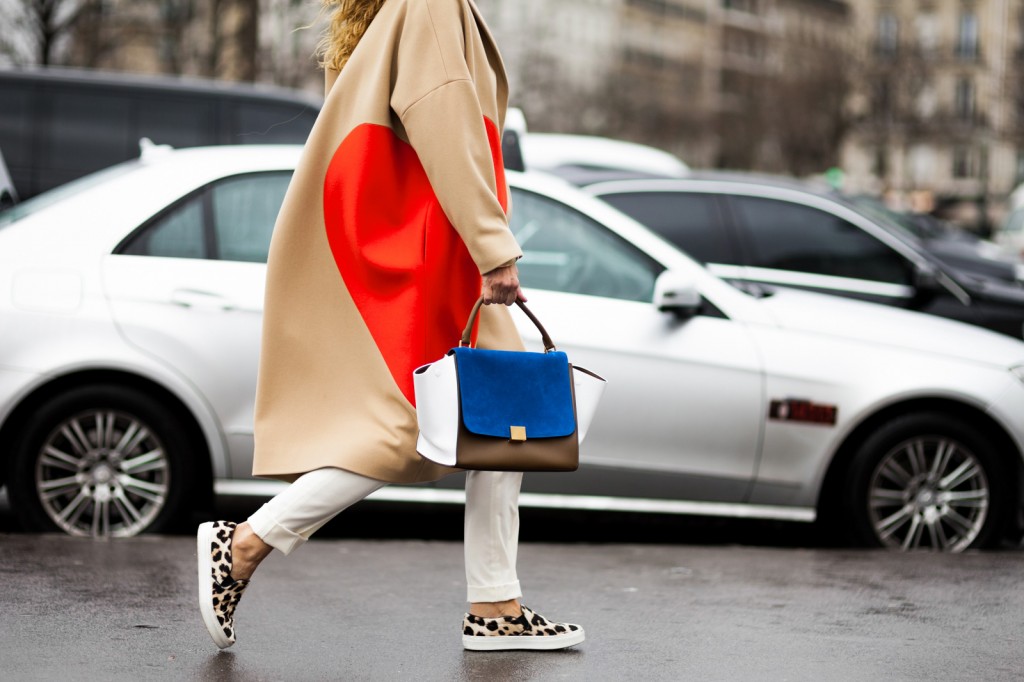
[1,145,1023,551]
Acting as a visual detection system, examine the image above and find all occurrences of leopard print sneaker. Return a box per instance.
[462,605,585,651]
[197,520,250,649]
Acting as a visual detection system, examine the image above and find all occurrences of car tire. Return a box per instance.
[6,384,194,537]
[845,413,1013,552]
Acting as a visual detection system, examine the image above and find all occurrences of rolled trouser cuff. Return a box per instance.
[247,503,306,556]
[467,580,523,603]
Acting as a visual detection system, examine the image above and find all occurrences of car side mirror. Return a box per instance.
[653,270,701,316]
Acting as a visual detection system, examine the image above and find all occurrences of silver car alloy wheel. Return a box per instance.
[867,436,989,552]
[34,409,170,537]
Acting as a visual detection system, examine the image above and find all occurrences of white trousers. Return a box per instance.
[247,467,524,603]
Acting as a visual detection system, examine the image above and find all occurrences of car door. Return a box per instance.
[724,194,919,306]
[498,188,765,503]
[102,171,290,478]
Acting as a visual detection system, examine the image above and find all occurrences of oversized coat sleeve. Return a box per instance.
[391,0,522,276]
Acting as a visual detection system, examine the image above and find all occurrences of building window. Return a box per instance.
[873,80,892,116]
[721,69,743,96]
[956,11,979,58]
[873,147,888,177]
[953,147,975,178]
[915,13,938,53]
[723,0,757,13]
[877,14,899,56]
[916,84,938,118]
[1015,150,1024,184]
[955,77,975,120]
[725,29,761,59]
[1018,10,1024,58]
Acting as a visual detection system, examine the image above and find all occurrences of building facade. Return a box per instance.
[22,0,1022,217]
[475,0,722,165]
[475,0,851,171]
[841,0,1024,220]
[55,0,320,91]
[472,0,620,142]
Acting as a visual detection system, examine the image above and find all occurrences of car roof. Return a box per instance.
[543,167,681,187]
[0,145,305,236]
[583,169,837,197]
[522,133,690,177]
[0,66,323,108]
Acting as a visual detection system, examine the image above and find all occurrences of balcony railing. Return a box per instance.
[954,44,980,62]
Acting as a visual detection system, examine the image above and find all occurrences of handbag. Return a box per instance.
[413,297,606,472]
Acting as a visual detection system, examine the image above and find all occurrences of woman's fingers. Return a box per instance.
[481,264,521,306]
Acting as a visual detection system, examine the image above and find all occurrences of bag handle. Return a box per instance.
[460,297,557,352]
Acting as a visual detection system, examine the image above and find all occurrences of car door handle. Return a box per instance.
[169,289,236,311]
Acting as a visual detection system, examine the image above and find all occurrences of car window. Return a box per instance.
[509,188,662,301]
[120,171,291,262]
[598,191,733,264]
[1003,207,1024,235]
[731,196,913,285]
[846,195,929,243]
[132,195,208,259]
[211,173,290,262]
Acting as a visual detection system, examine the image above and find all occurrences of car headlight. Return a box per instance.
[1010,365,1024,384]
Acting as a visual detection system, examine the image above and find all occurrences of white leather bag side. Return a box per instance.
[413,353,459,467]
[572,365,606,444]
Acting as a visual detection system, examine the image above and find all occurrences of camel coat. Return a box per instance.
[251,0,524,483]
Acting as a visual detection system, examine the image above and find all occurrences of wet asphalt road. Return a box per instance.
[2,529,1023,681]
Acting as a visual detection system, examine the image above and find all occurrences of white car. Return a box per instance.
[998,200,1024,261]
[1,145,1023,553]
[521,133,689,181]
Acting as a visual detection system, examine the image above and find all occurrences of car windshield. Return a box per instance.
[1003,207,1024,234]
[843,195,928,243]
[0,161,139,230]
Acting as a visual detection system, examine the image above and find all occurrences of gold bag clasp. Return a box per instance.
[510,426,527,442]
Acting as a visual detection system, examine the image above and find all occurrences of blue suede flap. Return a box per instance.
[453,347,576,439]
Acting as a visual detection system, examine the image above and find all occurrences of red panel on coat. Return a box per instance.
[323,118,508,404]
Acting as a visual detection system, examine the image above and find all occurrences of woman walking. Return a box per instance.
[196,0,584,651]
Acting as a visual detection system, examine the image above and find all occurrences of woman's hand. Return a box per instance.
[481,263,526,305]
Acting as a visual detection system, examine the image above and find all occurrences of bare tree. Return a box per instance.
[198,0,260,81]
[258,0,323,92]
[762,48,856,176]
[21,0,100,65]
[159,0,198,75]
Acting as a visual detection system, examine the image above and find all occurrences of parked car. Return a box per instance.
[848,195,1023,284]
[521,133,689,183]
[2,146,1024,552]
[997,198,1024,261]
[586,174,1024,340]
[0,67,321,201]
[0,147,16,210]
[534,148,1024,290]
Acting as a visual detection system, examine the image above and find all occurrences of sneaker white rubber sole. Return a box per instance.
[462,627,585,651]
[196,522,233,649]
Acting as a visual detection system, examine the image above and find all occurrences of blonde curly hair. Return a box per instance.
[319,0,389,72]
